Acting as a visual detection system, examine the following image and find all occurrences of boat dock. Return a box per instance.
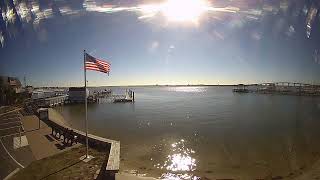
[93,89,112,98]
[233,82,320,96]
[29,88,136,107]
[93,89,135,103]
[112,89,135,103]
[32,95,68,107]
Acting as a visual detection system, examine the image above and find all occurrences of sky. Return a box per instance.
[0,0,320,87]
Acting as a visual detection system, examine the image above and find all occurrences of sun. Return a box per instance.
[137,0,215,24]
[160,0,209,23]
[161,0,208,22]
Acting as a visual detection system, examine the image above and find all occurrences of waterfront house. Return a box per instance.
[0,76,24,93]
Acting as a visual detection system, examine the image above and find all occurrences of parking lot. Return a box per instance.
[0,109,34,179]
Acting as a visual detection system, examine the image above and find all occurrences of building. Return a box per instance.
[0,76,25,105]
[68,87,88,103]
[0,76,24,93]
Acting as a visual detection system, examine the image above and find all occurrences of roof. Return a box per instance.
[69,87,86,91]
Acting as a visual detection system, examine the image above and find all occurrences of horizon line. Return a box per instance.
[31,82,320,88]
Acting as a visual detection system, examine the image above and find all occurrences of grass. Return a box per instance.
[11,145,107,180]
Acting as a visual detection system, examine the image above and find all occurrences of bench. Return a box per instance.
[45,116,120,176]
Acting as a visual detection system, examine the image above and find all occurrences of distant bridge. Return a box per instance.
[246,82,319,87]
[234,82,320,96]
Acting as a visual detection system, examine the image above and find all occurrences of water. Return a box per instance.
[55,86,320,179]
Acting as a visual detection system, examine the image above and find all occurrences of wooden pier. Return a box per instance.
[33,95,67,107]
[93,89,112,98]
[30,88,136,106]
[233,84,249,93]
[112,89,135,103]
[91,89,135,103]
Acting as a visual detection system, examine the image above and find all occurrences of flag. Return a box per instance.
[85,53,110,74]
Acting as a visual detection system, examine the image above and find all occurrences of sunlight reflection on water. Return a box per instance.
[169,86,206,93]
[154,139,199,180]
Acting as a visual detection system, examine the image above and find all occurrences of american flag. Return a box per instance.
[85,53,110,74]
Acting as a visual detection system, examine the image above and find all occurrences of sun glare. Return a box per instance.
[161,0,209,23]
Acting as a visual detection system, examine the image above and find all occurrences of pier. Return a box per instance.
[93,89,112,98]
[232,84,249,93]
[37,95,67,107]
[112,89,135,103]
[233,82,320,96]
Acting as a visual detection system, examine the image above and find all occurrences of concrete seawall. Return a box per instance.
[39,108,120,178]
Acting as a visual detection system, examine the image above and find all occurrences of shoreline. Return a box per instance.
[50,107,162,179]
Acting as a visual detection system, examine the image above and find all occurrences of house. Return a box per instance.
[0,76,24,93]
[0,76,25,105]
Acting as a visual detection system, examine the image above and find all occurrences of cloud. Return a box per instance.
[0,32,4,48]
[165,44,175,64]
[168,44,175,52]
[148,41,159,52]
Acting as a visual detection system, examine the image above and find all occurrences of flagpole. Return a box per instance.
[84,49,89,158]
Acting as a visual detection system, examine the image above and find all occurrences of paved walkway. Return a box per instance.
[0,111,34,179]
[0,108,22,117]
[22,115,76,160]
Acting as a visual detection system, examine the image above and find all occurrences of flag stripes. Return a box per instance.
[85,53,110,74]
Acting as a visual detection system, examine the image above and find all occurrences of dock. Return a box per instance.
[233,84,249,93]
[29,88,136,107]
[93,89,112,98]
[32,95,67,107]
[112,89,135,103]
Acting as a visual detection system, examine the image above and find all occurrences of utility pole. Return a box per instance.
[24,75,27,87]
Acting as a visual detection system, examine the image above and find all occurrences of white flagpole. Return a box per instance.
[84,50,89,158]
